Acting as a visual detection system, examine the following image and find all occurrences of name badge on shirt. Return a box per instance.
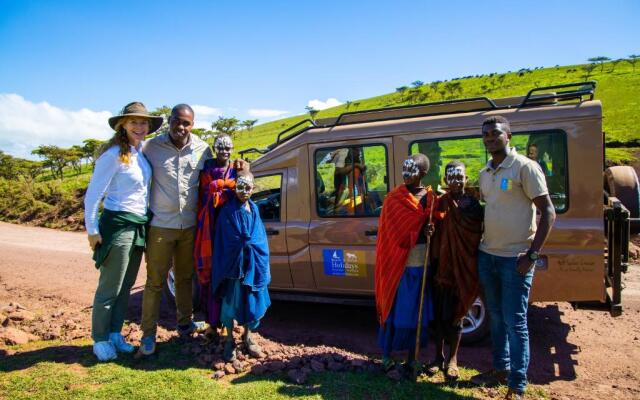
[500,178,512,191]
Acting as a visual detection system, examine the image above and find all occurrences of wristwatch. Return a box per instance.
[526,249,540,262]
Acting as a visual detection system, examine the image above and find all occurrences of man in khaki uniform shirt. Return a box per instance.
[471,116,556,400]
[139,104,213,356]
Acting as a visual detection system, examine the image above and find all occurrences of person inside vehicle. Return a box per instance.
[375,153,441,374]
[427,160,483,380]
[526,143,550,176]
[211,171,271,362]
[194,133,249,342]
[331,147,367,215]
[84,102,161,361]
[472,116,556,400]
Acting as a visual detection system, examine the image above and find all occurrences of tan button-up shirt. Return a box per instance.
[479,147,548,257]
[143,133,213,229]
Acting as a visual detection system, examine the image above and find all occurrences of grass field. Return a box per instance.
[0,338,547,400]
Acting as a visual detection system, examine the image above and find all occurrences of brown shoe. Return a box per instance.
[470,369,509,386]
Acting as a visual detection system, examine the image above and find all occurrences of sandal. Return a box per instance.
[445,362,459,380]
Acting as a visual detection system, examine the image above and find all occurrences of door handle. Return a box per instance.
[266,228,279,236]
[364,229,378,236]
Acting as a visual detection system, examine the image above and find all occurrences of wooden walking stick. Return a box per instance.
[413,190,436,380]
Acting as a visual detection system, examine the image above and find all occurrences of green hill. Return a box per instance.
[232,60,639,164]
[0,60,638,230]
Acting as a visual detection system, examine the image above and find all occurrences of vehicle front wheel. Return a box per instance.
[460,295,490,344]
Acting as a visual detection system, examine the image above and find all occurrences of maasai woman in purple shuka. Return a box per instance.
[212,172,271,362]
[194,134,245,337]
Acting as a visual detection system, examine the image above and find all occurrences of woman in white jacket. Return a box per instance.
[84,102,162,361]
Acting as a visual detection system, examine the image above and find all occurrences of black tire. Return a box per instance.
[460,294,490,345]
[164,265,201,311]
[605,166,640,233]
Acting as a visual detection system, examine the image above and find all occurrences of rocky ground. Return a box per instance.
[1,222,640,399]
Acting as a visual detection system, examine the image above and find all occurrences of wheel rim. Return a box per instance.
[166,268,176,298]
[462,296,486,335]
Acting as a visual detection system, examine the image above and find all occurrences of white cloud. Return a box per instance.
[307,97,343,111]
[247,109,289,119]
[0,93,113,159]
[192,104,221,130]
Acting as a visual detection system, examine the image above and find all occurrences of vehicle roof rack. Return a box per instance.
[519,81,595,107]
[240,81,596,160]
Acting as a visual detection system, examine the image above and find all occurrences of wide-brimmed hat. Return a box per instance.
[108,101,164,133]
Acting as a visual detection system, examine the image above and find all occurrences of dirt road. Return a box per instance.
[1,221,639,399]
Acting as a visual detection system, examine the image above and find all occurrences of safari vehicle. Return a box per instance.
[176,82,636,342]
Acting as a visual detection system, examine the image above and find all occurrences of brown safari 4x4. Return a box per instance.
[237,82,636,342]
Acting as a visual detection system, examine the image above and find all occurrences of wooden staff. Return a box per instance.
[413,190,436,379]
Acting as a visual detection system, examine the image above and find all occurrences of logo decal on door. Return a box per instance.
[322,249,367,277]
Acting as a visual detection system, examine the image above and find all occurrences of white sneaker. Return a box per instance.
[93,341,117,361]
[109,332,135,353]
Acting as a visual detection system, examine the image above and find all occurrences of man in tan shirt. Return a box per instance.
[138,104,213,356]
[471,116,556,400]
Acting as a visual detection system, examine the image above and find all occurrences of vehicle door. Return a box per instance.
[253,171,293,289]
[307,139,393,295]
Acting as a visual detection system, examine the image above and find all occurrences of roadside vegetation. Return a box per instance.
[0,58,637,230]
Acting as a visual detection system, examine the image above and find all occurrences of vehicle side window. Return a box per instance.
[410,131,568,212]
[315,144,389,217]
[253,174,282,222]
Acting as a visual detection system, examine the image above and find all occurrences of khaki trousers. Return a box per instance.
[141,226,195,338]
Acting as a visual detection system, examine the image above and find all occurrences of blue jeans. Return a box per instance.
[477,250,534,394]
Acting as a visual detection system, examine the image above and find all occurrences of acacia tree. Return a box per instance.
[588,56,611,73]
[212,116,240,139]
[81,139,105,169]
[608,58,624,73]
[411,80,424,87]
[31,145,70,179]
[305,106,319,121]
[581,63,597,80]
[68,145,84,174]
[241,119,258,131]
[627,54,640,72]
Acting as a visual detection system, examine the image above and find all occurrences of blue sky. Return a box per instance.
[0,0,638,158]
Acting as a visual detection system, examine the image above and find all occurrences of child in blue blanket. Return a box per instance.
[211,171,271,362]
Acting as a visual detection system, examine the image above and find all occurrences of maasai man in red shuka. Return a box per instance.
[375,153,443,373]
[194,134,248,339]
[426,160,483,380]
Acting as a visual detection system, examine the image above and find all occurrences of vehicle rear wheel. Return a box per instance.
[164,266,201,311]
[460,295,490,344]
[605,166,640,233]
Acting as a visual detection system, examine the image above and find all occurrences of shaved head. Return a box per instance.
[411,153,430,173]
